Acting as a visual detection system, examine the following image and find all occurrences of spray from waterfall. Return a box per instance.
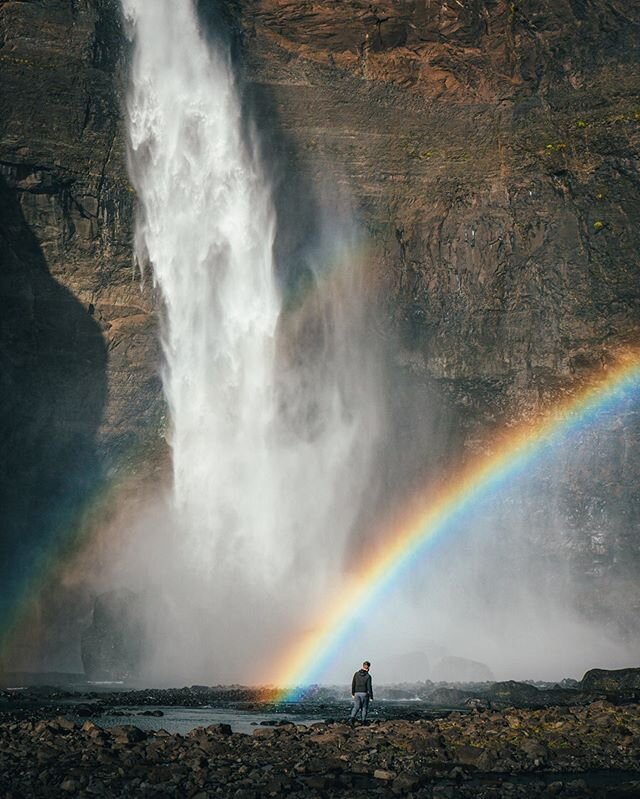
[119,0,382,682]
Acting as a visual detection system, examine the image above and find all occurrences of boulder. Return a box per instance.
[487,681,542,706]
[581,667,640,693]
[426,687,474,706]
[81,589,146,681]
[109,725,147,744]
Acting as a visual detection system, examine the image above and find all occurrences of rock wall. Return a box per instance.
[0,0,162,657]
[238,0,640,413]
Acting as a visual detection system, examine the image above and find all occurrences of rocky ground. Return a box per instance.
[1,701,640,798]
[3,667,640,718]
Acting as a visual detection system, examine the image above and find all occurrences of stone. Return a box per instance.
[487,681,543,706]
[109,725,147,744]
[81,721,99,733]
[581,668,640,694]
[76,703,100,717]
[55,717,77,732]
[300,775,327,789]
[374,769,397,780]
[392,771,421,793]
[2,703,640,795]
[520,738,548,762]
[206,723,232,736]
[454,744,489,769]
[251,727,277,737]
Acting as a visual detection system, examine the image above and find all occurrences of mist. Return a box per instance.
[91,0,640,688]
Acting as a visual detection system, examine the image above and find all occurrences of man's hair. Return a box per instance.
[363,661,371,667]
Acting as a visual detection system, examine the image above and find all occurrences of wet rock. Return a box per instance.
[427,687,475,706]
[519,737,548,764]
[487,681,542,706]
[109,724,146,744]
[454,744,491,769]
[252,726,277,737]
[76,703,101,717]
[392,770,421,793]
[581,667,640,694]
[233,790,257,799]
[81,720,100,734]
[205,723,232,736]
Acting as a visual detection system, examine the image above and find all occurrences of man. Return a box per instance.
[350,660,373,725]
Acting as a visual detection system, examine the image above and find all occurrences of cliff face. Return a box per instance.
[239,0,640,411]
[0,0,161,646]
[1,0,639,663]
[0,0,161,454]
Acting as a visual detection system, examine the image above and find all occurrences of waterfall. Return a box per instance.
[121,0,380,679]
[122,0,282,571]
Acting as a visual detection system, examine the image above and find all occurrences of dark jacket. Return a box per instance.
[352,669,373,699]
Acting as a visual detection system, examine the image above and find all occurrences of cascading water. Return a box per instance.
[120,0,381,680]
[122,0,281,572]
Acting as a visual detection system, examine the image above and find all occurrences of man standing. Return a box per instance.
[350,660,373,725]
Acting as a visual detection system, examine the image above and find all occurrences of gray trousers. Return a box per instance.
[350,692,370,721]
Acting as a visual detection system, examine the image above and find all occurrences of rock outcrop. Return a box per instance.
[581,666,640,695]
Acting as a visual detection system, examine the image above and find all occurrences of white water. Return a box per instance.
[120,0,380,680]
[123,0,281,572]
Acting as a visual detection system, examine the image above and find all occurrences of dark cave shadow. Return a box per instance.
[0,174,108,646]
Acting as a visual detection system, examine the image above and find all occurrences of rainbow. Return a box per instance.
[0,437,163,669]
[270,354,640,697]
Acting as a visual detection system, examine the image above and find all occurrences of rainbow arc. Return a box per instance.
[270,354,640,697]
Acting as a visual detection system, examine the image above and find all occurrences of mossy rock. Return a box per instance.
[581,667,640,693]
